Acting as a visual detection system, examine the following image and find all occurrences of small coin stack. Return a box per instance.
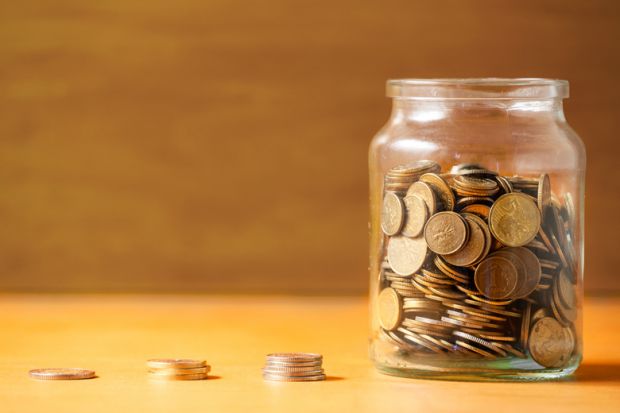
[28,368,96,380]
[262,353,325,382]
[147,359,211,380]
[378,161,578,368]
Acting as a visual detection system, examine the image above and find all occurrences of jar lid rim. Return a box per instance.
[386,78,569,100]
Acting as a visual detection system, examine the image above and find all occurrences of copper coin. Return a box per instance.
[424,212,469,255]
[474,256,518,300]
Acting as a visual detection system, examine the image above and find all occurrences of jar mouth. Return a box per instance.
[386,78,569,100]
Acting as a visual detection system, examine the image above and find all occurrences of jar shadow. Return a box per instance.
[572,362,620,383]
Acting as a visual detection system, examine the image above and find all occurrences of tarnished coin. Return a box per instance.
[529,317,575,368]
[29,368,96,380]
[489,193,541,247]
[381,192,404,236]
[474,256,518,300]
[378,287,403,331]
[420,173,455,211]
[424,212,469,255]
[442,215,486,267]
[147,359,207,369]
[387,236,428,276]
[510,247,542,298]
[537,174,551,212]
[401,195,428,237]
[406,181,437,216]
[557,269,576,309]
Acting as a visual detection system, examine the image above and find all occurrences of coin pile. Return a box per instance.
[147,359,211,380]
[262,353,326,382]
[378,161,578,368]
[28,368,96,380]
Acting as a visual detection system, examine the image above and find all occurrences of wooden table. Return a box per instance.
[1,295,619,412]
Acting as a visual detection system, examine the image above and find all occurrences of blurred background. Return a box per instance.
[0,0,618,295]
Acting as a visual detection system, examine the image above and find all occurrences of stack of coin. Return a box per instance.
[383,160,441,193]
[147,359,210,380]
[262,353,325,382]
[377,162,578,367]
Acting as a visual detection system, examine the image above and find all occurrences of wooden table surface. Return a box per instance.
[1,294,619,413]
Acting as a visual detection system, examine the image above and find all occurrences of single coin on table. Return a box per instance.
[28,368,96,380]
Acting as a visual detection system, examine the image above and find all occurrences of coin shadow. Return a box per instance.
[325,376,345,381]
[572,362,620,383]
[206,375,222,380]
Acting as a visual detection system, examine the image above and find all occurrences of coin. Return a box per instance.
[442,214,486,267]
[528,317,574,368]
[489,193,541,247]
[419,173,455,211]
[401,195,428,237]
[387,236,428,276]
[537,174,551,212]
[149,366,211,375]
[29,368,96,380]
[262,374,326,382]
[266,353,322,362]
[381,192,404,236]
[378,287,403,331]
[474,256,518,300]
[150,373,208,380]
[147,359,207,369]
[424,212,469,255]
[406,181,437,216]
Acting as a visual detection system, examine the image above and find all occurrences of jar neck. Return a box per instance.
[390,98,566,123]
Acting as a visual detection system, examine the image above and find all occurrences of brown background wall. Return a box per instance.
[0,0,618,294]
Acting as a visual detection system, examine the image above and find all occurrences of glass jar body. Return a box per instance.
[369,82,585,381]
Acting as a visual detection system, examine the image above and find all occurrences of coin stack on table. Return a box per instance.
[147,359,211,380]
[262,353,326,382]
[378,161,578,368]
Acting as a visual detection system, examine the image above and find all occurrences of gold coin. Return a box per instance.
[387,236,428,276]
[381,192,404,236]
[424,212,469,255]
[406,181,437,216]
[557,269,576,309]
[401,195,428,237]
[378,287,403,331]
[474,256,518,300]
[419,173,455,211]
[28,368,96,380]
[489,193,541,247]
[528,317,574,368]
[442,215,486,267]
[147,359,207,369]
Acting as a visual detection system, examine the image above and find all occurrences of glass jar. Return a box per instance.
[368,79,585,381]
